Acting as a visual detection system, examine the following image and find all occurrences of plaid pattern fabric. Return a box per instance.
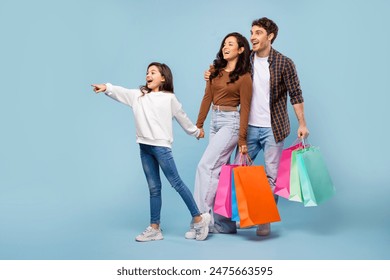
[250,48,304,143]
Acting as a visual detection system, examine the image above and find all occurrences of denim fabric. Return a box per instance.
[139,144,201,225]
[194,110,240,228]
[241,125,284,202]
[213,213,237,234]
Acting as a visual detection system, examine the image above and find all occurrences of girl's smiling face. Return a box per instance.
[146,65,165,92]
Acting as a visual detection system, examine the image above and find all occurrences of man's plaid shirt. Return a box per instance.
[250,48,304,143]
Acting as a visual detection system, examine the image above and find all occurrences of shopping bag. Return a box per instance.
[274,141,304,198]
[288,149,303,202]
[213,164,239,218]
[296,146,335,206]
[296,151,317,206]
[233,165,281,227]
[230,154,252,222]
[231,171,240,222]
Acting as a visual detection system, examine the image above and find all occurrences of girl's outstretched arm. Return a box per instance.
[92,83,137,107]
[91,84,107,93]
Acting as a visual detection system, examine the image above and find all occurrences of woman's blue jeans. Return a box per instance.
[139,144,201,225]
[194,110,240,226]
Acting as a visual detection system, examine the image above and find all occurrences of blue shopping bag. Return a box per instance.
[231,171,240,222]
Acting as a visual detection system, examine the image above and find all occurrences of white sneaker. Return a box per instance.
[194,213,211,241]
[185,223,196,239]
[256,223,271,236]
[135,226,163,242]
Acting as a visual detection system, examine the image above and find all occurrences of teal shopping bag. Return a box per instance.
[231,171,240,222]
[296,146,335,206]
[289,149,303,202]
[297,150,317,206]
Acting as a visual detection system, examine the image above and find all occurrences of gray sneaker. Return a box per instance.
[185,223,196,239]
[135,226,163,242]
[256,223,271,236]
[194,213,211,241]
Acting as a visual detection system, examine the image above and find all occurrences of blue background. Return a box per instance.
[0,0,389,259]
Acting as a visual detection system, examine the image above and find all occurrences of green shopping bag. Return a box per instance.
[289,149,303,202]
[297,149,317,206]
[296,146,335,206]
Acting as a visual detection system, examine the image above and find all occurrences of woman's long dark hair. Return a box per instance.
[140,62,174,95]
[209,32,251,84]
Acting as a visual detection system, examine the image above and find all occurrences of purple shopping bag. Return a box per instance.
[274,142,304,198]
[213,164,238,218]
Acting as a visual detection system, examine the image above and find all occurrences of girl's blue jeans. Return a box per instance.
[139,143,201,225]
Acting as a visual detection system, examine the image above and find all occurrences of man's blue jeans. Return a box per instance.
[246,125,284,201]
[139,144,201,225]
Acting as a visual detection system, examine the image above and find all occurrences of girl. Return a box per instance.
[92,62,210,242]
[186,32,252,238]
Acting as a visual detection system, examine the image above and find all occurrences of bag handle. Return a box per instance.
[301,136,311,149]
[238,153,253,166]
[292,137,302,146]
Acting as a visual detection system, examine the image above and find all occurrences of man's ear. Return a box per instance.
[268,33,274,42]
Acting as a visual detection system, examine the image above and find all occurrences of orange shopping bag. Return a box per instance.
[233,165,281,227]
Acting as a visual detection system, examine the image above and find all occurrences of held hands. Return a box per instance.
[197,128,205,140]
[91,84,107,93]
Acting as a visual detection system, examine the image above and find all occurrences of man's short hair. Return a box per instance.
[252,17,279,44]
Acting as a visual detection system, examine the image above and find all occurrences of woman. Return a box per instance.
[186,32,252,238]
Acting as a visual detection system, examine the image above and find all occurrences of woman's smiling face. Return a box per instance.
[222,36,243,62]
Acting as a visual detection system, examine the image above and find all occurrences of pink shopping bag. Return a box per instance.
[213,164,239,218]
[274,141,304,198]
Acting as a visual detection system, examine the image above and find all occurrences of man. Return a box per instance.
[211,17,309,236]
[246,17,309,236]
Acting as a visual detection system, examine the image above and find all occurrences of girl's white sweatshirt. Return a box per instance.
[105,83,200,148]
